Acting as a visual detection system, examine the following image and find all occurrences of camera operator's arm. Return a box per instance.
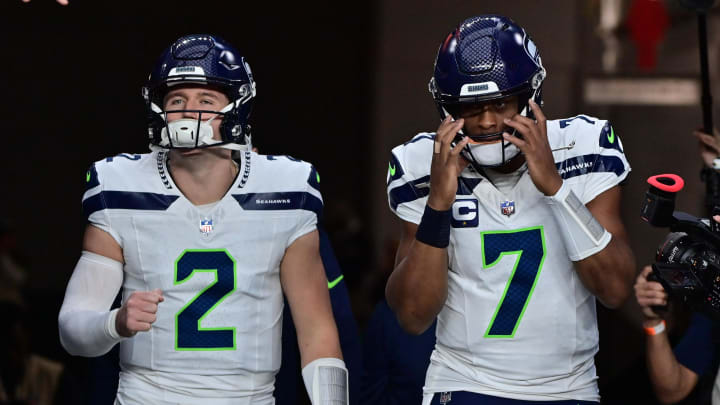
[635,266,699,404]
[571,186,636,308]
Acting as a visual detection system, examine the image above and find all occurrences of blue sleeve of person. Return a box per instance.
[674,313,720,376]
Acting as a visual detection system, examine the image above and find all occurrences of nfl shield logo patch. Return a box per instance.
[500,200,515,217]
[200,218,213,235]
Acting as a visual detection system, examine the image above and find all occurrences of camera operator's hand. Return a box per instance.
[634,265,668,320]
[692,127,720,168]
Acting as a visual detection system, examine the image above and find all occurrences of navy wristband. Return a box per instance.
[415,204,451,248]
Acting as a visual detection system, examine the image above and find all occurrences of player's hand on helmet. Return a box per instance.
[502,100,562,196]
[692,127,720,168]
[116,289,164,337]
[428,116,470,211]
[634,266,667,320]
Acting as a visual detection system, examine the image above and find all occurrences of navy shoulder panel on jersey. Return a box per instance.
[83,191,180,220]
[233,154,322,217]
[553,118,628,181]
[307,165,321,193]
[82,153,178,220]
[232,192,322,218]
[556,154,626,180]
[598,121,623,153]
[387,152,405,185]
[85,163,100,191]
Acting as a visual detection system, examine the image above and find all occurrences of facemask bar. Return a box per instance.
[437,67,545,169]
[148,95,252,151]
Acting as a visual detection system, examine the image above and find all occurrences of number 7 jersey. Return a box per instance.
[386,116,630,401]
[82,150,322,397]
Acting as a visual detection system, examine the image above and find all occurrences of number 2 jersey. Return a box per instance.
[386,116,630,401]
[81,150,322,399]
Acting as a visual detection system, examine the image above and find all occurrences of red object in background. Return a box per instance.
[627,0,669,71]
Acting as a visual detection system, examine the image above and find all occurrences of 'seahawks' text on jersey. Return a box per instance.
[82,151,322,399]
[386,116,630,402]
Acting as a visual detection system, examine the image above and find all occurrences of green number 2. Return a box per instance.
[481,227,546,338]
[174,249,237,351]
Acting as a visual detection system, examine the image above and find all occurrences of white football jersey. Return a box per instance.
[82,150,322,400]
[387,116,630,401]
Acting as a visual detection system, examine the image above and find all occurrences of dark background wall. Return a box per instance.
[0,0,378,394]
[0,0,376,290]
[1,0,719,403]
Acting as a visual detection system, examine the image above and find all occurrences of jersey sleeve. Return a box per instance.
[386,136,434,224]
[559,120,631,204]
[81,162,122,246]
[287,164,323,245]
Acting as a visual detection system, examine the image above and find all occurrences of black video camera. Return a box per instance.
[641,174,720,320]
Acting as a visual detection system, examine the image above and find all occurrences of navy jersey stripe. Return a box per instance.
[83,191,179,219]
[556,154,625,180]
[388,175,431,210]
[389,176,481,210]
[232,192,323,218]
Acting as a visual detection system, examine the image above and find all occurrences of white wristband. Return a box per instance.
[106,308,122,340]
[302,357,348,405]
[546,181,612,261]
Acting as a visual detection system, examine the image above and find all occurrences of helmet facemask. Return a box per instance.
[146,82,255,152]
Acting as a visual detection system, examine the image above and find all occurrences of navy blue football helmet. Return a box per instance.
[143,34,256,151]
[429,15,546,167]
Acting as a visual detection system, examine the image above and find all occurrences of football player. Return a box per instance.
[58,34,348,405]
[385,15,635,404]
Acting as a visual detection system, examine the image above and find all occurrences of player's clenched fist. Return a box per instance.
[116,289,164,337]
[428,116,469,211]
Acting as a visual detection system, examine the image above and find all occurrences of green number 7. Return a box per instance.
[481,227,546,338]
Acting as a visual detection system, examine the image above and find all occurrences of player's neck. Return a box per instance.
[167,149,239,205]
